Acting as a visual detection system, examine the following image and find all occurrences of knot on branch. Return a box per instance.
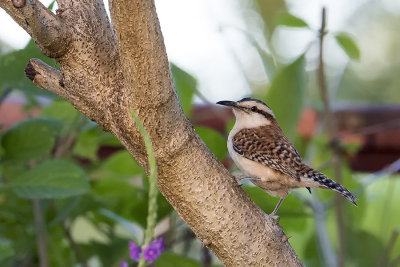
[12,0,26,8]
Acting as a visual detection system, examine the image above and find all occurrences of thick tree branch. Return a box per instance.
[1,0,304,265]
[55,0,68,9]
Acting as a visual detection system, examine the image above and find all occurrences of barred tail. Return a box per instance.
[300,167,358,207]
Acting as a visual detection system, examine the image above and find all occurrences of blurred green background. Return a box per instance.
[1,0,400,266]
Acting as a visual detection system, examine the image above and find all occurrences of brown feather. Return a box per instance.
[232,125,302,181]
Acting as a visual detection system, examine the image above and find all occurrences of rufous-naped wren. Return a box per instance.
[217,98,357,220]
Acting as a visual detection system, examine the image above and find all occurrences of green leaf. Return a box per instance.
[276,14,309,28]
[89,239,131,267]
[266,55,305,140]
[334,33,360,60]
[73,125,120,161]
[154,252,200,267]
[0,134,4,158]
[171,64,196,117]
[48,0,56,10]
[345,228,385,266]
[40,100,81,125]
[1,160,27,179]
[0,40,54,96]
[303,233,320,265]
[93,178,147,227]
[9,159,90,199]
[101,151,143,177]
[231,27,276,80]
[195,126,228,160]
[2,118,61,161]
[50,197,81,225]
[98,208,143,237]
[0,239,14,262]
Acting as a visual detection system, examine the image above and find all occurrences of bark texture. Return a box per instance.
[0,0,303,265]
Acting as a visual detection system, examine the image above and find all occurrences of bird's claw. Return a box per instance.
[234,175,261,186]
[234,175,244,186]
[269,214,280,222]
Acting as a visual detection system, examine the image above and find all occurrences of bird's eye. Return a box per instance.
[251,106,257,112]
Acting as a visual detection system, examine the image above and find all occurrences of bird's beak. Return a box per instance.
[216,100,237,107]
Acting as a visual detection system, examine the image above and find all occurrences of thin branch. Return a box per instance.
[390,253,400,267]
[293,191,337,267]
[53,116,87,158]
[317,7,330,119]
[25,58,66,98]
[381,228,399,266]
[32,199,49,267]
[0,87,12,107]
[62,221,88,267]
[361,158,400,187]
[339,117,400,137]
[51,116,88,266]
[311,198,337,267]
[202,246,212,267]
[317,7,346,267]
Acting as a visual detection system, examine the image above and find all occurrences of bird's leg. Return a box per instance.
[234,175,261,186]
[269,196,287,222]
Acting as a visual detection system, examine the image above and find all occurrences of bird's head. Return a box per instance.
[217,98,276,128]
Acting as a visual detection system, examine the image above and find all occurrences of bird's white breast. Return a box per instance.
[227,120,274,181]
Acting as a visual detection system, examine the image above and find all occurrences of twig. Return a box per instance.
[311,198,337,267]
[202,246,212,267]
[361,158,400,187]
[390,253,400,267]
[317,7,346,267]
[53,116,87,159]
[0,87,12,107]
[381,229,399,266]
[62,221,88,267]
[51,116,88,266]
[339,117,400,137]
[32,199,49,267]
[293,191,337,267]
[317,7,330,119]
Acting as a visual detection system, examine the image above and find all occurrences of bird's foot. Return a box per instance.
[234,175,246,186]
[269,214,280,222]
[234,175,261,186]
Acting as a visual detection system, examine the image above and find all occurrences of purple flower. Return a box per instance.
[152,237,165,253]
[129,241,141,262]
[120,262,128,267]
[143,237,164,263]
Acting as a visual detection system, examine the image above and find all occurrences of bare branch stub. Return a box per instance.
[25,58,67,99]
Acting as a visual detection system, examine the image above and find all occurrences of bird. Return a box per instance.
[217,97,357,220]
